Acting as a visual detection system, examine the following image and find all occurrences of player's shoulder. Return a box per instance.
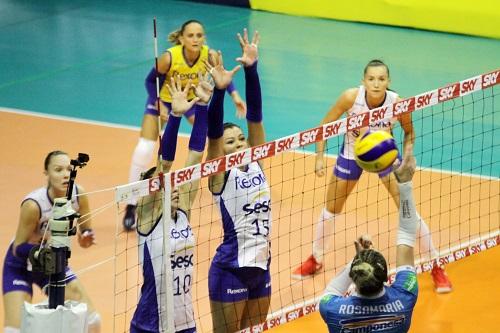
[335,87,359,110]
[340,87,359,101]
[391,266,418,296]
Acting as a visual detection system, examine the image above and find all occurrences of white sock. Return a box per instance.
[4,327,20,333]
[417,213,439,259]
[128,138,156,204]
[312,208,337,263]
[87,311,101,333]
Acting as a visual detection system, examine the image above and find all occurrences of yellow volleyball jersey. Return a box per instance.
[159,44,209,102]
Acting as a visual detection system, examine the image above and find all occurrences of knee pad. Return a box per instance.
[129,138,157,183]
[133,138,156,166]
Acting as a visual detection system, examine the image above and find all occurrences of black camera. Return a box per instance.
[70,153,89,168]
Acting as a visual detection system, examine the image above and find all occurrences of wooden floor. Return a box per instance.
[0,110,499,333]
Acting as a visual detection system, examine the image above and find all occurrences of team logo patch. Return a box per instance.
[321,294,334,304]
[402,273,418,294]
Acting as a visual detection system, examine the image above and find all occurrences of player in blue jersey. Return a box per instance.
[320,153,419,333]
[2,151,100,333]
[130,74,213,333]
[204,30,271,332]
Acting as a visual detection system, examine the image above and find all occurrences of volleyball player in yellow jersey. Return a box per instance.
[124,20,246,230]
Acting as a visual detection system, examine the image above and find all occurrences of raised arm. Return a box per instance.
[315,88,357,177]
[323,235,372,296]
[393,154,418,267]
[236,29,263,147]
[204,51,241,193]
[398,111,415,158]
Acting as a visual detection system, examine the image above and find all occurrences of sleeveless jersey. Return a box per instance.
[212,162,272,270]
[342,86,399,159]
[132,209,195,332]
[159,44,209,102]
[22,186,80,244]
[320,267,418,333]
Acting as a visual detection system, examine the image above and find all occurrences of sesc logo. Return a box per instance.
[170,253,194,269]
[243,199,271,216]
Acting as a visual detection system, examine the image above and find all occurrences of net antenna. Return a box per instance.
[153,17,164,173]
[153,17,175,333]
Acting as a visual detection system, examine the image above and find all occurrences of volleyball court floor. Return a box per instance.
[1,0,500,332]
[0,110,498,333]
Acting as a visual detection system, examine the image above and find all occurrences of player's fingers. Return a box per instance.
[252,30,260,46]
[230,65,241,75]
[354,241,362,254]
[187,97,200,109]
[176,75,183,91]
[243,28,249,44]
[217,50,224,67]
[182,79,192,94]
[237,33,245,48]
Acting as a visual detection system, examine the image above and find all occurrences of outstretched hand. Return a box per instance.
[354,234,373,254]
[204,51,241,89]
[194,71,214,105]
[393,154,416,183]
[236,28,259,67]
[166,76,200,116]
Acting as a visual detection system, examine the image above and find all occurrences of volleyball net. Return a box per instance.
[107,69,499,332]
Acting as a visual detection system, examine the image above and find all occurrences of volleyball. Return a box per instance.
[354,130,398,173]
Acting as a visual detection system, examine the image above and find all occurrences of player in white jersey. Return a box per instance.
[130,72,213,333]
[2,151,100,333]
[320,154,419,333]
[204,29,271,333]
[293,60,452,293]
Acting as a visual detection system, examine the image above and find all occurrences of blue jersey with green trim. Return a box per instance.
[320,267,418,333]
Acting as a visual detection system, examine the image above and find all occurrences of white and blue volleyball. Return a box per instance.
[354,130,398,173]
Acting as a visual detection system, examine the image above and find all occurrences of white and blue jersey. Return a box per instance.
[23,186,80,243]
[2,186,79,295]
[131,209,196,333]
[320,266,418,333]
[342,86,399,160]
[212,162,271,270]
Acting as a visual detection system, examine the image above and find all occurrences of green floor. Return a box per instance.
[0,0,499,176]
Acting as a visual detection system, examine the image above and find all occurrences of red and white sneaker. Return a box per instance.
[431,264,452,293]
[292,255,323,280]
